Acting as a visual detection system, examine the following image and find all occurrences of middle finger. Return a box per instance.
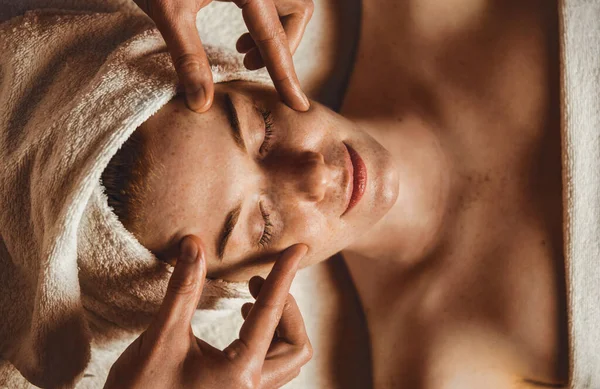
[234,0,309,111]
[238,244,308,360]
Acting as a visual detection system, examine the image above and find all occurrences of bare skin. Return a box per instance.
[124,0,568,387]
[340,0,568,387]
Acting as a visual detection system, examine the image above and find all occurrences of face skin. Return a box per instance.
[134,81,399,281]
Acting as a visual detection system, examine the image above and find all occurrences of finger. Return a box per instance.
[236,32,256,53]
[248,284,307,348]
[276,0,313,55]
[242,48,263,71]
[241,15,305,70]
[237,244,308,360]
[248,275,265,298]
[237,12,309,70]
[261,296,313,388]
[151,6,214,112]
[150,235,206,336]
[241,302,254,320]
[234,0,309,111]
[236,0,312,61]
[273,294,308,346]
[261,339,312,388]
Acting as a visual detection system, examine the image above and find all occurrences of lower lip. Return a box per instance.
[343,144,368,215]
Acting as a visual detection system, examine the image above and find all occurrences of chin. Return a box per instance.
[378,155,400,214]
[366,143,400,224]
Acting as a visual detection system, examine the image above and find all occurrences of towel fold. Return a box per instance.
[0,8,267,388]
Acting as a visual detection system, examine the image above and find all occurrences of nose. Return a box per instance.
[279,151,333,203]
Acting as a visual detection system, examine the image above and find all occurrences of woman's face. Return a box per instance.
[135,81,398,281]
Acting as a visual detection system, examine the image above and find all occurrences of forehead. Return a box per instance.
[141,96,248,259]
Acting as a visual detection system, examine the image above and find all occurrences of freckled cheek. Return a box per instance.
[286,210,342,257]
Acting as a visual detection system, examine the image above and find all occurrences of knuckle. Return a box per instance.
[286,294,297,307]
[224,339,249,361]
[167,276,198,295]
[255,24,286,45]
[300,342,313,363]
[175,54,204,77]
[302,0,314,17]
[281,298,295,315]
[253,298,280,313]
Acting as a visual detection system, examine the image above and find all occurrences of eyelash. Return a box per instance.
[259,108,274,155]
[259,201,273,248]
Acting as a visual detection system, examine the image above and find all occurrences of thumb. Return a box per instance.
[152,235,207,334]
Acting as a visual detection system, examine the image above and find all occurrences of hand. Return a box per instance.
[133,0,312,113]
[104,236,312,389]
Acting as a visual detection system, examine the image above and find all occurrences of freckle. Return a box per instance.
[541,240,546,246]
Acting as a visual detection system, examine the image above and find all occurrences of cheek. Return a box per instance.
[284,207,351,261]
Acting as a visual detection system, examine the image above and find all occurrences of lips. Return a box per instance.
[342,143,367,215]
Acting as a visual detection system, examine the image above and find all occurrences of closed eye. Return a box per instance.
[259,108,275,156]
[258,201,273,248]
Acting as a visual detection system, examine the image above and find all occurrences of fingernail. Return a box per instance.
[301,92,310,110]
[180,237,198,263]
[187,85,210,113]
[292,89,309,112]
[296,243,309,257]
[289,244,308,269]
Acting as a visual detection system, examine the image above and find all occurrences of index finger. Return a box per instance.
[149,236,207,338]
[238,244,308,359]
[150,5,214,112]
[235,0,309,111]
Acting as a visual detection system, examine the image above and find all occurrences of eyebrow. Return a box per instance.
[224,93,246,153]
[217,203,242,261]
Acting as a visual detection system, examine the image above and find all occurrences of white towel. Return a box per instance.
[0,8,271,388]
[560,0,600,388]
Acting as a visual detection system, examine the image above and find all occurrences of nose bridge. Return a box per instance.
[273,151,332,203]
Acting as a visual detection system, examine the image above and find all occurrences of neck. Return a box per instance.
[345,115,453,266]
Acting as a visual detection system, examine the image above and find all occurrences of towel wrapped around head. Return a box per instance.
[0,8,267,388]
